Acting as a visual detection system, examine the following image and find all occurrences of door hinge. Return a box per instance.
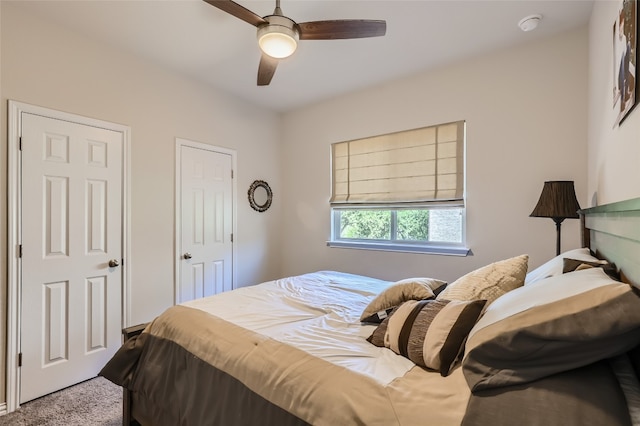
[18,353,22,367]
[19,137,22,151]
[18,244,22,258]
[230,233,233,243]
[231,169,234,179]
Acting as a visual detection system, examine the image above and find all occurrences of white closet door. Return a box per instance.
[20,113,123,403]
[179,145,233,303]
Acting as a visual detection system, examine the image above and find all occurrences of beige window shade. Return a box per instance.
[331,121,465,205]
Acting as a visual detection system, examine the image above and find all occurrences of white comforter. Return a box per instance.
[183,270,415,385]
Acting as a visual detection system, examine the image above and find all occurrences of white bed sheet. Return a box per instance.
[182,270,415,385]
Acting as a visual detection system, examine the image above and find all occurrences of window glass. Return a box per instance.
[335,208,463,245]
[396,210,429,241]
[339,210,390,240]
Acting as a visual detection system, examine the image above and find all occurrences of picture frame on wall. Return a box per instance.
[613,0,638,126]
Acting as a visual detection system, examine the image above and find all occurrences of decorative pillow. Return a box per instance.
[367,299,486,376]
[360,277,446,323]
[562,257,619,280]
[436,255,528,305]
[462,268,640,392]
[525,247,599,285]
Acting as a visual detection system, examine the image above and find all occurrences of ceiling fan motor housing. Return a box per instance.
[257,15,300,58]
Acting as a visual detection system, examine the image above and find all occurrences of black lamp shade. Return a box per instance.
[530,180,581,256]
[530,181,581,219]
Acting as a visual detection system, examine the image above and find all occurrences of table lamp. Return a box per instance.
[530,181,581,255]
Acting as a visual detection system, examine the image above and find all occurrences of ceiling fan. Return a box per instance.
[204,0,387,86]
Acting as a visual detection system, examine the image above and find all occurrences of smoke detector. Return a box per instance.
[518,14,542,32]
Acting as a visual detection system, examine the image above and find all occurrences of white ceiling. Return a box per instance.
[12,0,594,112]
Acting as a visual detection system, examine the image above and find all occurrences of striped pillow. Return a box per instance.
[562,258,619,280]
[367,299,486,376]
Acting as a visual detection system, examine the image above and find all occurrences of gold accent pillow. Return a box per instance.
[437,255,528,305]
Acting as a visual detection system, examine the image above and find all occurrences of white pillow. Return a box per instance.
[472,268,620,334]
[525,248,601,285]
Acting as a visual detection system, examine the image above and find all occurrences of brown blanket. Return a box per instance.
[102,305,470,425]
[102,304,632,425]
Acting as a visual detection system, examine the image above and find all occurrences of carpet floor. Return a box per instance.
[0,376,122,426]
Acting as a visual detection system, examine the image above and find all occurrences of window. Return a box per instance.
[329,121,468,255]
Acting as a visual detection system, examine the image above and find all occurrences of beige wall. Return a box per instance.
[280,27,589,284]
[588,1,640,205]
[0,2,283,400]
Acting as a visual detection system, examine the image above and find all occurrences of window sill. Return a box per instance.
[326,241,471,256]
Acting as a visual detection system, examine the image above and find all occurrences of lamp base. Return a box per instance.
[553,217,566,256]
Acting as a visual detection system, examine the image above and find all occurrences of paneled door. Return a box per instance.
[178,143,233,303]
[20,113,123,403]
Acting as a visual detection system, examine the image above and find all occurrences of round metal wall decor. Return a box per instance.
[248,180,273,212]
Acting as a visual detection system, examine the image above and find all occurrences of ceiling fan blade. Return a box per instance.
[203,0,266,27]
[257,54,279,86]
[298,20,386,40]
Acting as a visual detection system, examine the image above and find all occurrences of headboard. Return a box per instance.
[580,197,640,289]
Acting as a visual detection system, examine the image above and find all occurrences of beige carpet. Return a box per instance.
[0,376,121,426]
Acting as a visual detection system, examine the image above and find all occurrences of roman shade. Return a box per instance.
[330,121,465,206]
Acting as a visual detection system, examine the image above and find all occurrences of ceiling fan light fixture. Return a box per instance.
[258,27,298,58]
[257,16,299,59]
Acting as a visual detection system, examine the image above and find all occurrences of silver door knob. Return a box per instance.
[183,253,192,260]
[108,259,120,268]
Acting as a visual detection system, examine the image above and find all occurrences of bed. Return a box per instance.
[101,197,640,425]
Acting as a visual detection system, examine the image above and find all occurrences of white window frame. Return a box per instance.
[328,206,469,256]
